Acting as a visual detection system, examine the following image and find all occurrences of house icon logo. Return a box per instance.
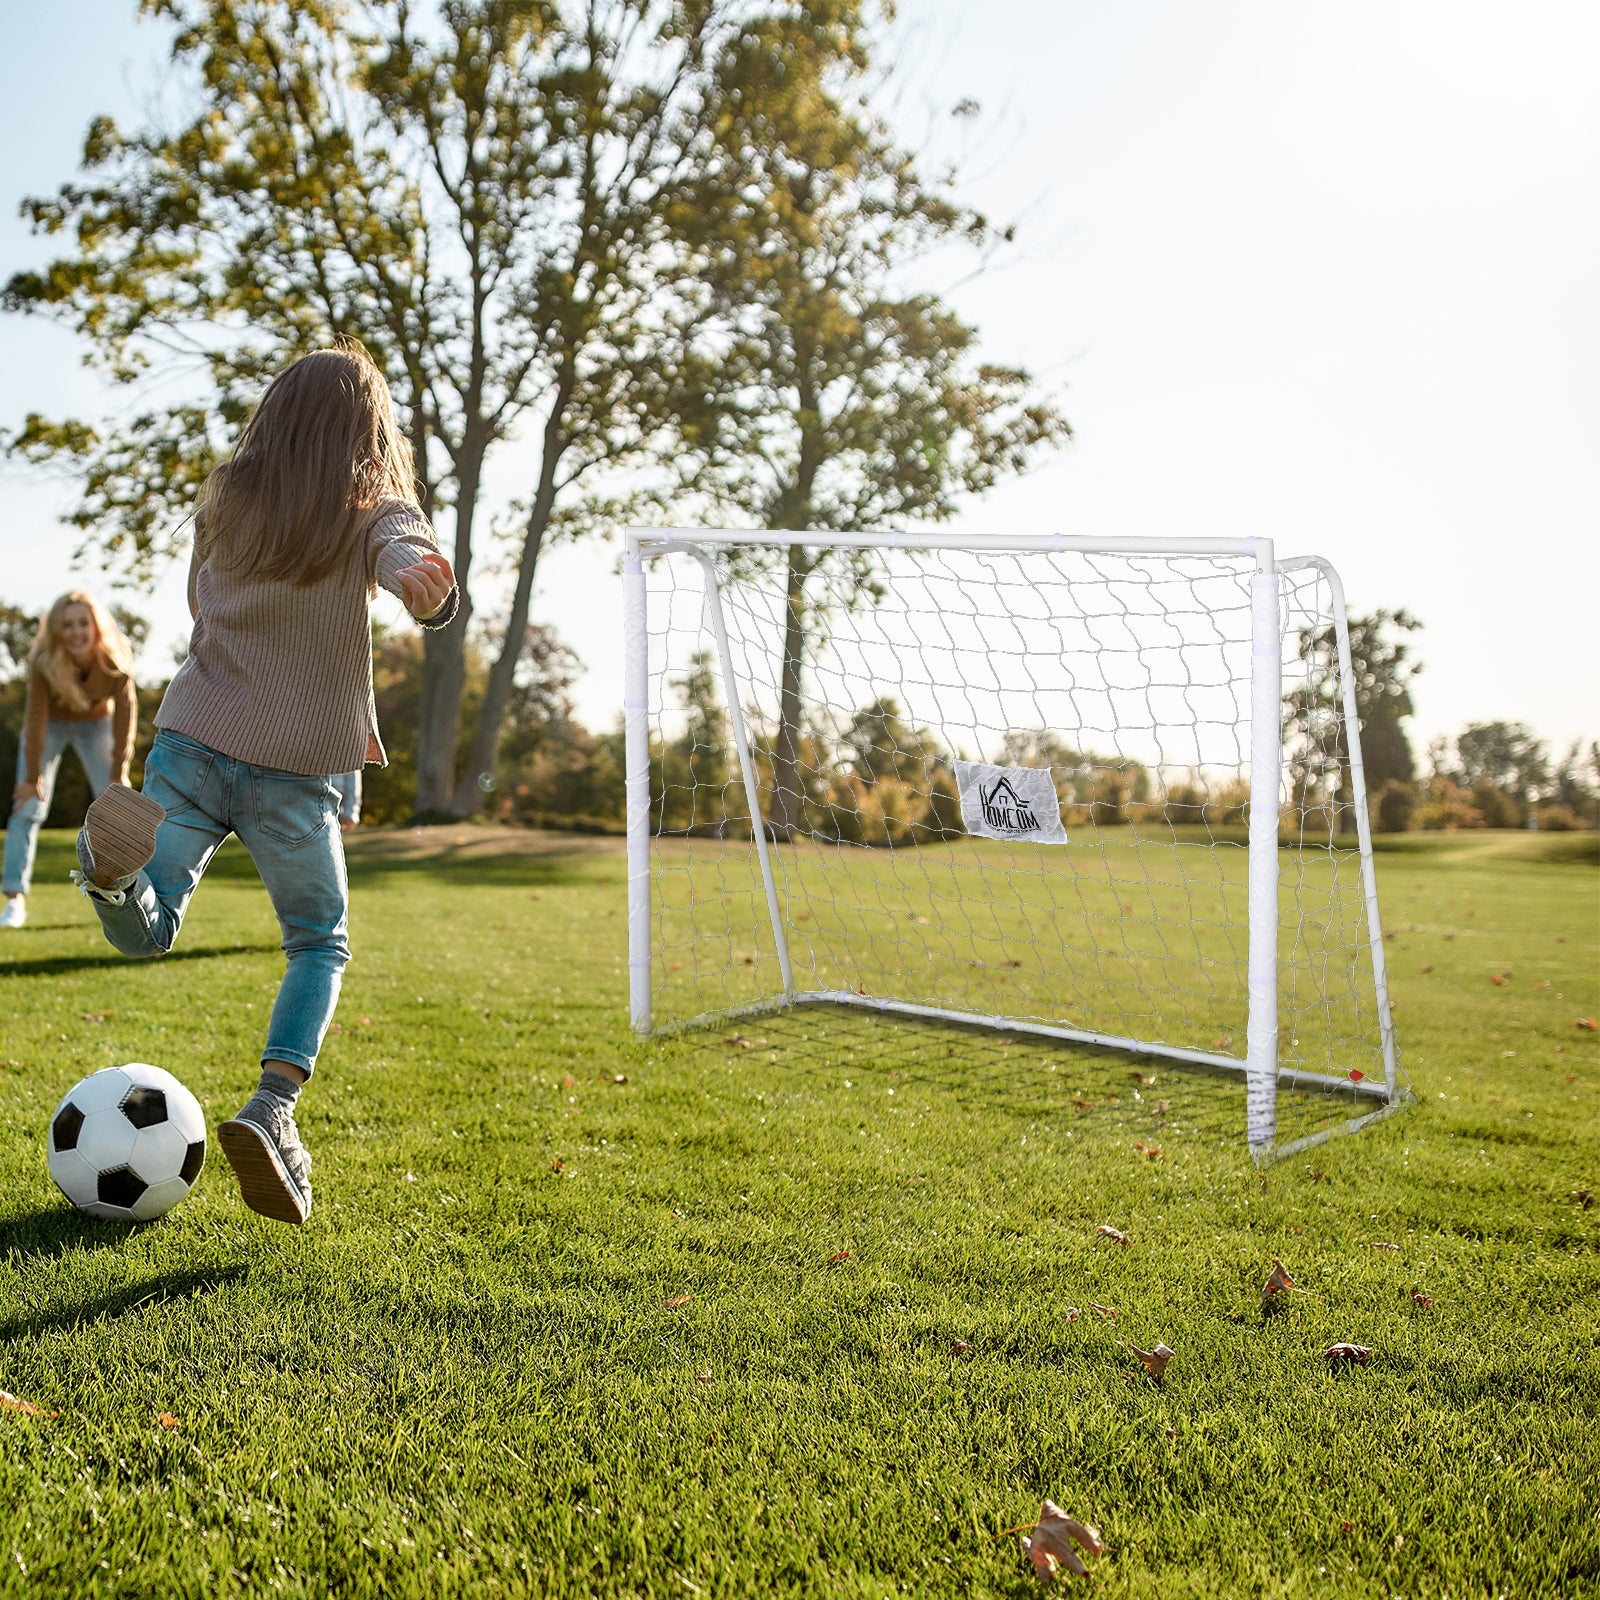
[979,775,1042,835]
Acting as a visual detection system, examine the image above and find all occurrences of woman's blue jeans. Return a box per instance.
[86,730,350,1078]
[4,715,116,895]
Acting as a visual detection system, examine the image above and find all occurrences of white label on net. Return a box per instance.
[954,761,1068,845]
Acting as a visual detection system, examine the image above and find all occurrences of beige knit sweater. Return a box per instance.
[156,499,458,776]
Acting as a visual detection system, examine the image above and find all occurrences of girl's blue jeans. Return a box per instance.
[86,730,350,1078]
[4,715,116,895]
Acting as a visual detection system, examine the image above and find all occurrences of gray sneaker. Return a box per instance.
[219,1097,313,1225]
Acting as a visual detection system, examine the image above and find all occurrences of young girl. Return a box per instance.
[73,342,457,1226]
[3,591,138,930]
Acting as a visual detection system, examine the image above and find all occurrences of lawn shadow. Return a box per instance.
[0,1262,249,1341]
[0,1206,145,1262]
[0,942,275,979]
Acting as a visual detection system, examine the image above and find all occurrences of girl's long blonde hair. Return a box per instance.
[198,340,419,585]
[29,590,135,713]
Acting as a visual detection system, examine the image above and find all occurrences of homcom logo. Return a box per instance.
[979,776,1042,835]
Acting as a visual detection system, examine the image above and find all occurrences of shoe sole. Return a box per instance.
[85,784,166,887]
[218,1119,310,1225]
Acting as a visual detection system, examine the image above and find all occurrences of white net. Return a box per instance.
[630,535,1406,1155]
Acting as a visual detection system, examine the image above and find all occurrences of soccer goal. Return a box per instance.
[623,527,1409,1159]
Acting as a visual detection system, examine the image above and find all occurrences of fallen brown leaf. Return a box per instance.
[1073,1098,1097,1112]
[1129,1070,1156,1085]
[155,1412,180,1429]
[1490,973,1509,986]
[952,1339,973,1355]
[1211,1035,1232,1050]
[1018,1500,1106,1582]
[1129,1341,1174,1378]
[550,1158,565,1173]
[695,1369,713,1384]
[722,1033,753,1048]
[1419,965,1434,975]
[1575,1018,1598,1031]
[357,1015,372,1026]
[1262,1257,1295,1299]
[1096,1224,1131,1246]
[663,1294,692,1309]
[1572,1189,1592,1208]
[1132,1142,1163,1161]
[1062,1308,1081,1323]
[1152,1099,1171,1116]
[1533,980,1552,991]
[0,1391,57,1418]
[1089,1303,1117,1319]
[1409,1288,1434,1310]
[1324,1343,1374,1365]
[80,1011,111,1024]
[562,1073,577,1088]
[1366,1241,1401,1252]
[825,1248,852,1264]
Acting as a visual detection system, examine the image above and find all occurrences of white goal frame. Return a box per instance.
[623,527,1405,1160]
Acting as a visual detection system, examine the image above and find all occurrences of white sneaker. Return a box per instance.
[0,898,25,929]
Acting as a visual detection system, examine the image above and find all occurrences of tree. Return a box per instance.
[1286,609,1422,832]
[3,0,754,817]
[1452,721,1550,807]
[664,3,1070,839]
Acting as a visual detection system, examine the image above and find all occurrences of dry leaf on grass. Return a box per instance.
[155,1412,180,1429]
[1573,1189,1593,1208]
[1096,1224,1131,1246]
[1490,973,1509,986]
[1367,1241,1401,1252]
[550,1158,566,1173]
[1575,1018,1598,1031]
[1129,1070,1156,1085]
[1089,1304,1117,1319]
[561,1073,577,1088]
[1262,1257,1296,1300]
[695,1369,713,1384]
[825,1248,852,1264]
[1132,1142,1163,1161]
[1128,1341,1174,1378]
[0,1391,57,1418]
[1152,1099,1171,1116]
[1062,1308,1081,1323]
[722,1034,753,1048]
[81,1011,111,1024]
[953,1339,973,1355]
[1017,1500,1106,1583]
[663,1294,692,1309]
[1324,1343,1374,1366]
[1073,1098,1096,1112]
[1409,1288,1434,1310]
[1211,1035,1232,1050]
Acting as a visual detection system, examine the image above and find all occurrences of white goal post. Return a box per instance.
[624,527,1408,1159]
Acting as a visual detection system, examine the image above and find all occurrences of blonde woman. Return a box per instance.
[2,591,137,929]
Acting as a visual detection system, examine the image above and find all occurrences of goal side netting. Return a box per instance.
[623,529,1407,1158]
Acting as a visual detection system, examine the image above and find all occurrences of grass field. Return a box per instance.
[0,825,1596,1598]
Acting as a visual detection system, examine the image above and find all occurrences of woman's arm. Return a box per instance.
[13,669,48,811]
[110,674,136,786]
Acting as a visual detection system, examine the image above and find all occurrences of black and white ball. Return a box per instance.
[48,1064,206,1222]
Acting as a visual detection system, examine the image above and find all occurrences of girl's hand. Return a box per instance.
[395,551,456,622]
[11,779,43,814]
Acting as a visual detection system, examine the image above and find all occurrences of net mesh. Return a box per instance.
[636,538,1405,1153]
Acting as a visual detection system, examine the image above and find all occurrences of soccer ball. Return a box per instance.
[48,1063,207,1222]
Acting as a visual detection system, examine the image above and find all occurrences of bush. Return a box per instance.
[1374,780,1416,834]
[1533,804,1585,833]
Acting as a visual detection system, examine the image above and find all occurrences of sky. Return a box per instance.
[0,0,1595,759]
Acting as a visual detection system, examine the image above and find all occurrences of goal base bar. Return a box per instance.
[643,987,1393,1103]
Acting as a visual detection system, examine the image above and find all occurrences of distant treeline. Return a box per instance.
[3,604,1593,837]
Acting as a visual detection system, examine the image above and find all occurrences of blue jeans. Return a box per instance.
[4,715,117,895]
[86,730,350,1078]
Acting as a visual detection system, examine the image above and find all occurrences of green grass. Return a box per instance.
[0,826,1595,1598]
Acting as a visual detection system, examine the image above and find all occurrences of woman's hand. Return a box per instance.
[395,551,456,622]
[11,779,43,815]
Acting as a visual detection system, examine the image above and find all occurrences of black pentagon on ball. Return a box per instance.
[53,1101,85,1151]
[121,1085,169,1129]
[180,1139,205,1185]
[98,1166,148,1210]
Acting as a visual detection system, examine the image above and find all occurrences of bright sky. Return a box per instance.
[1,0,1595,758]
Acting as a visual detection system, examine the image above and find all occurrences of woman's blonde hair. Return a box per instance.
[198,340,418,585]
[29,590,136,713]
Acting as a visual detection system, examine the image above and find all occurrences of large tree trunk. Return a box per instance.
[413,440,485,815]
[447,369,573,818]
[768,545,810,840]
